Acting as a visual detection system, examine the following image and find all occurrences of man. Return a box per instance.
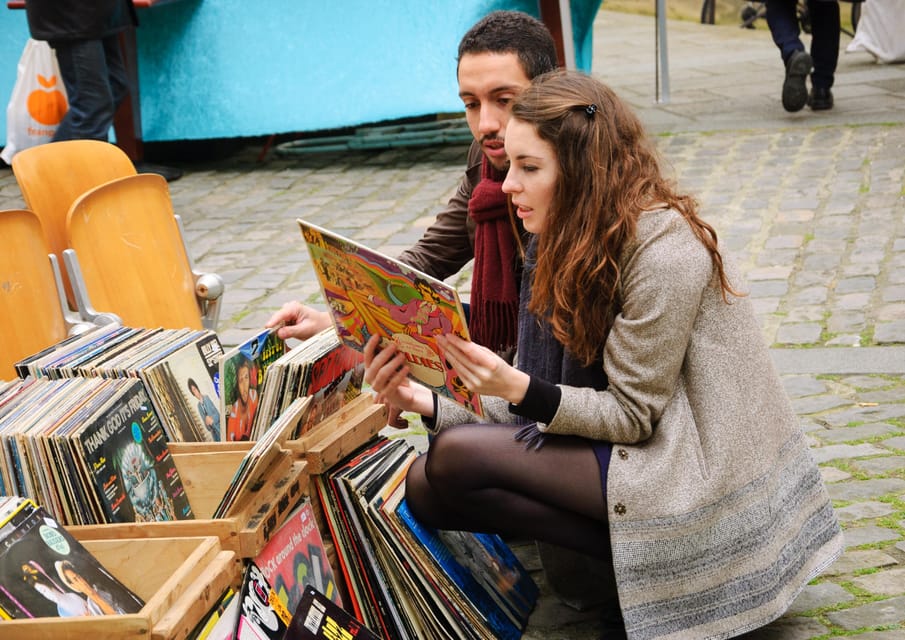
[188,377,221,441]
[24,0,136,143]
[267,10,558,360]
[23,0,183,180]
[766,0,841,111]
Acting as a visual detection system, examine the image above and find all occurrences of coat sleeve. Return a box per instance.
[430,394,514,433]
[541,211,716,444]
[396,142,482,280]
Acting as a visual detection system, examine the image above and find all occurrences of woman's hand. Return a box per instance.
[363,335,435,418]
[437,334,530,404]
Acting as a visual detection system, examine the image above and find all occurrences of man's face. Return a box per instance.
[237,365,250,403]
[458,52,532,171]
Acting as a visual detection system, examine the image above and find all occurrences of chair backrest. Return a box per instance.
[11,140,137,303]
[65,173,204,330]
[0,209,69,380]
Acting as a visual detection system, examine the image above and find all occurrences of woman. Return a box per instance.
[364,70,842,639]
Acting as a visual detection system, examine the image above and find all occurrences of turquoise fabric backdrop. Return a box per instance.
[0,1,600,148]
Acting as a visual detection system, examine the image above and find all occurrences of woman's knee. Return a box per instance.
[423,426,482,489]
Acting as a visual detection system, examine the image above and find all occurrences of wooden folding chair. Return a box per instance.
[0,209,109,380]
[64,173,224,331]
[11,140,137,305]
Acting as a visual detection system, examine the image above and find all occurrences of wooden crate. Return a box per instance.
[2,535,239,640]
[69,447,308,558]
[169,394,388,473]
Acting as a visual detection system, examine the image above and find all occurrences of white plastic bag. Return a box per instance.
[0,39,69,164]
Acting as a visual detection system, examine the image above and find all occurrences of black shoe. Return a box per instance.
[134,162,184,182]
[782,50,812,112]
[808,86,834,111]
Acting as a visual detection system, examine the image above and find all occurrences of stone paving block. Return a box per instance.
[816,423,904,444]
[883,437,905,452]
[844,632,905,640]
[734,617,830,640]
[827,334,864,347]
[841,525,902,548]
[823,407,905,428]
[828,478,905,501]
[821,549,899,577]
[825,596,905,630]
[782,375,828,398]
[881,286,905,303]
[820,467,852,483]
[858,389,905,403]
[876,321,905,344]
[835,501,896,522]
[792,395,856,415]
[812,444,890,464]
[851,568,905,597]
[786,582,855,614]
[851,456,905,475]
[775,323,824,345]
[782,302,826,324]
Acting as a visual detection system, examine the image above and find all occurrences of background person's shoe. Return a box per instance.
[808,86,834,111]
[782,50,812,112]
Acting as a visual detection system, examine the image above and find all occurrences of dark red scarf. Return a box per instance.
[467,157,519,353]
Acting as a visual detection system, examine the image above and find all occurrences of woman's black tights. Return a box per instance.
[404,423,611,560]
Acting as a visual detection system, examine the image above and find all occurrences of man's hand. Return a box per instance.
[266,301,332,341]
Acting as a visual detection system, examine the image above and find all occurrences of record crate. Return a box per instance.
[69,444,308,560]
[70,394,386,559]
[3,535,239,640]
[167,392,387,607]
[169,393,389,475]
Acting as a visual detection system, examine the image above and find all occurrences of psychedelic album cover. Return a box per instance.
[297,219,483,417]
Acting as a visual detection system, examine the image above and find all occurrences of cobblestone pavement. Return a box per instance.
[1,9,904,639]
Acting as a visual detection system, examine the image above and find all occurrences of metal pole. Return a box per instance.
[558,0,577,69]
[655,0,671,103]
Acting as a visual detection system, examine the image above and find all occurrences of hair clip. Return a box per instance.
[585,104,598,117]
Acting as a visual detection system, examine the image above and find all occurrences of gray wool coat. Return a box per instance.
[433,207,843,639]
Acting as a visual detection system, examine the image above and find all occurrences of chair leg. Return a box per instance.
[62,248,122,326]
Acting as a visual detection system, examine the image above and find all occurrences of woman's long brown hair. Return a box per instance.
[510,70,739,366]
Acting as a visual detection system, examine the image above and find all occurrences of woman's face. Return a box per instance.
[502,118,558,234]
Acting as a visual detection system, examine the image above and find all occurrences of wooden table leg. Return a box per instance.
[113,26,143,162]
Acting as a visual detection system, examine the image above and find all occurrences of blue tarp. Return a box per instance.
[0,0,600,147]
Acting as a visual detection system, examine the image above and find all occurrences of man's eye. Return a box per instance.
[463,102,479,110]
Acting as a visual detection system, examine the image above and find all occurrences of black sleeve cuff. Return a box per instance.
[509,376,560,424]
[422,394,440,432]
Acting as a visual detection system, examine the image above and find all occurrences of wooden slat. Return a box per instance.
[303,401,388,474]
[1,536,235,640]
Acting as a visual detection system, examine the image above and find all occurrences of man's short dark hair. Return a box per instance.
[458,10,558,80]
